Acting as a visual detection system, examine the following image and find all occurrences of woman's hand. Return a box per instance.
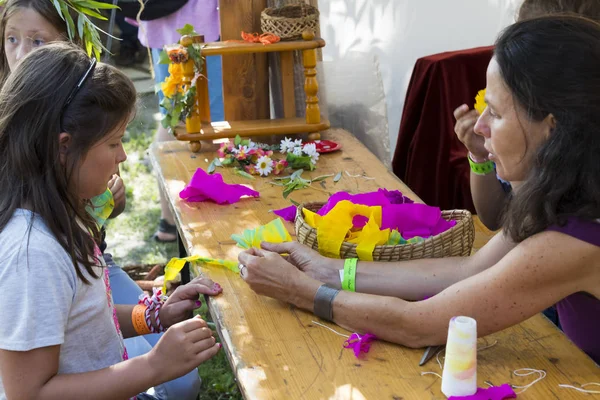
[260,241,343,288]
[147,315,221,383]
[454,104,487,159]
[238,247,322,309]
[159,276,223,329]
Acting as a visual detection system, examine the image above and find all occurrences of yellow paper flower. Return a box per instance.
[161,63,185,98]
[474,89,487,115]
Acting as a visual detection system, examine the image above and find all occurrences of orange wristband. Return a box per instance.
[132,305,151,335]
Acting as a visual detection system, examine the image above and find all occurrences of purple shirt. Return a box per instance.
[138,0,220,49]
[548,217,600,364]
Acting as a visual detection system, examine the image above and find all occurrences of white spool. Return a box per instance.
[441,316,478,398]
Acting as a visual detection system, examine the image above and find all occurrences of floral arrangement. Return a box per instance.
[279,137,320,171]
[212,136,322,178]
[159,24,205,129]
[216,136,287,177]
[474,89,487,115]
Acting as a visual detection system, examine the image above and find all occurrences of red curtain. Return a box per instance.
[392,46,494,212]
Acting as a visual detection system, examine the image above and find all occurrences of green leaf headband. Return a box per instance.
[0,0,119,59]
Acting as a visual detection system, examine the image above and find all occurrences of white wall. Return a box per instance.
[319,0,522,154]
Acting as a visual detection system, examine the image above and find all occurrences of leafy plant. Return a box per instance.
[46,0,119,59]
[270,170,333,198]
[159,24,206,130]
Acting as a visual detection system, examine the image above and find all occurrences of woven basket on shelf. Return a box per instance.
[261,3,320,40]
[294,202,475,261]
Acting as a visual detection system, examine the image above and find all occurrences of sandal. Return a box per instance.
[152,218,177,243]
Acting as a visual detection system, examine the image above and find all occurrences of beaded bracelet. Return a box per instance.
[468,153,495,176]
[138,288,169,333]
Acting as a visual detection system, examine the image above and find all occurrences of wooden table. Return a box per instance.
[150,129,598,399]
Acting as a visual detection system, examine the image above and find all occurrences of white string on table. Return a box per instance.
[559,382,600,394]
[511,368,546,394]
[311,320,350,338]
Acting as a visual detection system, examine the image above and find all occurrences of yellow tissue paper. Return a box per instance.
[302,208,323,228]
[231,218,292,249]
[163,255,239,293]
[351,217,389,261]
[317,201,384,259]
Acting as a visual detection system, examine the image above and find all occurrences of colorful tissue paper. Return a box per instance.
[272,205,297,222]
[448,384,516,400]
[163,255,239,292]
[343,333,377,358]
[317,189,413,216]
[382,203,456,239]
[317,201,382,259]
[231,218,293,249]
[179,168,259,204]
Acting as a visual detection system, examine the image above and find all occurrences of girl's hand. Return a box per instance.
[260,241,342,288]
[108,174,126,218]
[147,316,220,383]
[159,276,222,328]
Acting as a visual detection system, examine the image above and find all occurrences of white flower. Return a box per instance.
[302,143,318,157]
[310,152,320,165]
[293,139,303,148]
[256,155,274,176]
[280,137,294,154]
[247,139,257,150]
[292,146,303,156]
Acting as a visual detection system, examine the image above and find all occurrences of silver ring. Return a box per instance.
[239,264,247,277]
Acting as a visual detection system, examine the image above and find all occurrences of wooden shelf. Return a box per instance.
[200,38,325,56]
[174,117,330,140]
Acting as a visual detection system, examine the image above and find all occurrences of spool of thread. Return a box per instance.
[441,316,478,398]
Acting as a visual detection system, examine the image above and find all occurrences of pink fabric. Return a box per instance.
[180,168,259,204]
[447,384,516,400]
[137,0,220,48]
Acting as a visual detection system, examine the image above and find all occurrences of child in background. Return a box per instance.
[453,0,600,230]
[0,42,222,399]
[136,0,224,242]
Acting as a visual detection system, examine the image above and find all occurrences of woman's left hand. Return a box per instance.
[159,276,223,328]
[238,248,321,308]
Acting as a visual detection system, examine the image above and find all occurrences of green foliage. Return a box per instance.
[49,0,119,59]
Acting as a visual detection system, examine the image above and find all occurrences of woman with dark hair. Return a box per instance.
[237,16,600,364]
[454,0,600,231]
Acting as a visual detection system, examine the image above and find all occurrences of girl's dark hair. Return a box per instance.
[517,0,600,21]
[0,42,136,282]
[495,16,600,242]
[0,0,77,87]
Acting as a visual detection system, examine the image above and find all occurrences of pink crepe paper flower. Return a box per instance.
[343,333,377,358]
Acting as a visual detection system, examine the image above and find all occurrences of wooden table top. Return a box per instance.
[150,129,598,399]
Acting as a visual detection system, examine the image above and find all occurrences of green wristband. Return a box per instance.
[468,154,495,176]
[342,258,357,292]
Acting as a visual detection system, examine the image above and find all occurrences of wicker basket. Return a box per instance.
[261,3,320,40]
[295,202,475,261]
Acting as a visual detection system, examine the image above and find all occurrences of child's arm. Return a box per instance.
[116,275,223,338]
[0,317,219,400]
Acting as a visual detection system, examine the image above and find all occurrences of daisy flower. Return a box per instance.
[256,155,274,176]
[280,137,295,154]
[302,143,318,157]
[293,146,303,156]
